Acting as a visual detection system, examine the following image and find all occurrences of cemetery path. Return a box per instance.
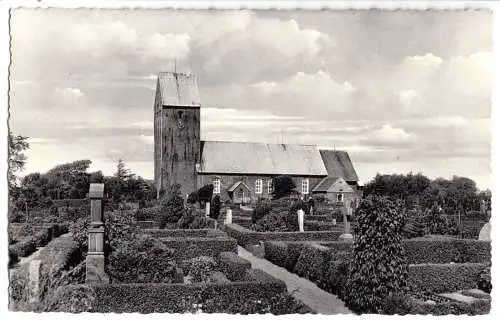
[238,246,352,314]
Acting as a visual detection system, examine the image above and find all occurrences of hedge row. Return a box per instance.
[81,272,309,314]
[316,238,490,264]
[224,223,343,246]
[159,237,238,261]
[9,234,82,311]
[264,241,490,296]
[9,223,69,266]
[144,228,226,239]
[404,238,491,264]
[408,263,490,293]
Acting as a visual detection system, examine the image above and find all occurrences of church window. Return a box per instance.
[337,193,344,202]
[267,179,273,194]
[255,179,263,194]
[301,179,309,194]
[213,178,221,194]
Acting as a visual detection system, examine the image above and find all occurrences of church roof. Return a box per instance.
[198,141,328,176]
[319,150,359,182]
[157,72,200,107]
[313,176,355,193]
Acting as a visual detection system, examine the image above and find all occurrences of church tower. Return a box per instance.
[154,72,201,198]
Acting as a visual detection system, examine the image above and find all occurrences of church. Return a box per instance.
[153,72,361,210]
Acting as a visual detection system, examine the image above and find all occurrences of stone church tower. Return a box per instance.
[154,72,201,198]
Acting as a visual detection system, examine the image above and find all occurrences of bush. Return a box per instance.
[251,198,272,223]
[8,248,19,268]
[107,234,178,283]
[177,206,196,228]
[183,256,218,283]
[345,196,409,314]
[44,284,96,313]
[218,252,251,281]
[271,176,296,199]
[322,251,352,299]
[251,206,298,232]
[408,262,488,293]
[404,212,427,238]
[477,266,492,294]
[9,237,37,260]
[189,216,216,229]
[209,195,221,220]
[134,206,162,222]
[404,238,490,264]
[198,184,214,205]
[294,244,332,283]
[159,184,185,228]
[187,192,198,204]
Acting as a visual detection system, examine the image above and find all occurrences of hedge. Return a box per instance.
[9,234,82,311]
[224,223,343,246]
[144,228,226,239]
[87,275,302,314]
[135,220,156,229]
[304,221,338,231]
[404,238,490,264]
[218,252,251,281]
[408,263,490,293]
[159,237,238,261]
[264,241,317,272]
[294,244,332,283]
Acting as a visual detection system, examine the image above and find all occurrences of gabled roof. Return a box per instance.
[157,72,201,107]
[198,141,328,176]
[228,181,251,192]
[313,176,355,193]
[319,150,359,182]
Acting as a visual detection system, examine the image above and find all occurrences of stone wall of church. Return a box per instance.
[197,174,324,203]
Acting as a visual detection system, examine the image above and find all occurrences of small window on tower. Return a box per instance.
[213,178,221,194]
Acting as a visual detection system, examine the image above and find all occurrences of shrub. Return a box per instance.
[251,198,272,223]
[322,250,352,299]
[198,184,214,205]
[404,212,427,238]
[289,199,309,215]
[183,256,218,283]
[187,192,198,204]
[189,216,216,229]
[251,207,298,232]
[159,184,185,228]
[134,206,162,222]
[408,262,489,293]
[218,252,251,281]
[44,284,96,313]
[345,196,409,314]
[209,195,221,220]
[404,238,490,264]
[107,234,178,283]
[9,237,37,260]
[294,244,331,283]
[177,206,196,229]
[271,176,296,199]
[477,266,492,294]
[8,248,19,268]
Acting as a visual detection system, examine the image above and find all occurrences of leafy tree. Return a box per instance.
[197,184,214,206]
[345,195,409,314]
[115,158,134,180]
[209,195,221,220]
[271,175,296,200]
[8,132,29,189]
[45,159,92,199]
[159,183,185,228]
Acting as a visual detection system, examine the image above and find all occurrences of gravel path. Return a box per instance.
[238,246,352,314]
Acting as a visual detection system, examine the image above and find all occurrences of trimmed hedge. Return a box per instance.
[218,252,251,281]
[294,244,332,283]
[304,221,338,231]
[134,206,162,222]
[264,241,313,272]
[224,223,343,246]
[144,228,226,238]
[135,220,156,229]
[404,238,490,264]
[88,275,300,314]
[9,238,37,262]
[159,237,238,261]
[408,263,490,293]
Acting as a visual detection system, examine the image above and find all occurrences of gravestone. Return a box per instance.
[478,222,491,241]
[298,209,304,232]
[225,208,232,225]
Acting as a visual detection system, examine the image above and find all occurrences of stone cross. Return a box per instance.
[297,209,304,232]
[86,183,109,284]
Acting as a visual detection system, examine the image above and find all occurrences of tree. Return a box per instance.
[115,158,133,181]
[271,175,296,200]
[45,159,92,199]
[159,183,185,228]
[8,132,29,189]
[209,195,221,220]
[345,195,409,314]
[197,184,214,206]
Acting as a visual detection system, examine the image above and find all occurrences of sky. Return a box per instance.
[8,9,493,189]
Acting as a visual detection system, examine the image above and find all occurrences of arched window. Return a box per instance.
[213,178,221,194]
[255,179,263,194]
[337,193,344,202]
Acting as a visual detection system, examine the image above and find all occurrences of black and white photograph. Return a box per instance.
[3,1,495,317]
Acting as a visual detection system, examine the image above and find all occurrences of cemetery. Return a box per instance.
[8,173,492,314]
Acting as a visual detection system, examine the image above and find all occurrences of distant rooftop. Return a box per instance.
[157,71,201,107]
